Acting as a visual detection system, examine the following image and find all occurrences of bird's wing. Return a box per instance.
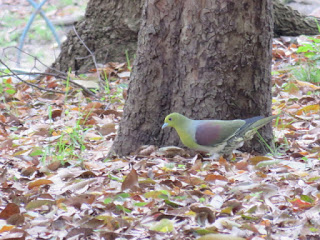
[232,116,264,137]
[194,120,245,147]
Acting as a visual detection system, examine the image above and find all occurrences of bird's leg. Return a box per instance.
[209,152,220,161]
[223,153,237,162]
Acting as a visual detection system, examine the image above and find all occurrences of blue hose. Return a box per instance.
[17,0,61,66]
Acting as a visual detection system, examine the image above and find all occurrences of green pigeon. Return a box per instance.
[161,112,278,157]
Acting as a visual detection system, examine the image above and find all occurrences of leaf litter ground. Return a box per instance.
[0,37,319,240]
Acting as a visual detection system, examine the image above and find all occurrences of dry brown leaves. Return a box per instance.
[0,36,319,240]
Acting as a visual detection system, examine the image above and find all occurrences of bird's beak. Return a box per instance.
[161,123,168,129]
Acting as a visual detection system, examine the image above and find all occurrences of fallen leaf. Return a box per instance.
[149,219,174,233]
[121,168,139,192]
[248,156,273,165]
[197,234,245,240]
[28,179,53,190]
[0,203,20,220]
[204,174,228,182]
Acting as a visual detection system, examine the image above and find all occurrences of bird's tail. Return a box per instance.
[235,113,280,137]
[249,114,280,130]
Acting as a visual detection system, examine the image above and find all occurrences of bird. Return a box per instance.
[161,112,279,158]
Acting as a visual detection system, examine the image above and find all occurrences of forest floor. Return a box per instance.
[0,1,320,240]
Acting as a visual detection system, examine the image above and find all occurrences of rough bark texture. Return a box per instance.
[274,0,320,37]
[111,0,273,156]
[52,0,319,73]
[51,0,143,73]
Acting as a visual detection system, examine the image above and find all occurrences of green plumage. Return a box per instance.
[162,112,278,157]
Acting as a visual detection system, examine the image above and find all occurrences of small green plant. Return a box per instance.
[103,70,111,95]
[255,131,276,155]
[255,114,284,156]
[41,105,92,165]
[0,79,16,95]
[54,123,88,165]
[65,68,72,101]
[272,117,291,154]
[0,77,16,104]
[101,72,126,103]
[294,33,320,83]
[103,193,133,214]
[291,63,320,83]
[296,37,320,60]
[125,50,132,71]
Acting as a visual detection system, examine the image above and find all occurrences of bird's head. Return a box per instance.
[162,112,186,129]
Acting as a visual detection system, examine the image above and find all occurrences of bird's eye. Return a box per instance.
[168,118,172,121]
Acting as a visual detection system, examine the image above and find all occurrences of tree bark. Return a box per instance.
[51,0,319,73]
[111,0,273,156]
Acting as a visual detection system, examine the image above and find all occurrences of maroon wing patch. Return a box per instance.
[195,122,222,146]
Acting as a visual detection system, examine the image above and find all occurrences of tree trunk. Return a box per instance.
[51,0,319,73]
[111,0,273,156]
[273,0,320,37]
[51,0,143,73]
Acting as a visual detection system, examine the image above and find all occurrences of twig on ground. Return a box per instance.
[0,59,65,94]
